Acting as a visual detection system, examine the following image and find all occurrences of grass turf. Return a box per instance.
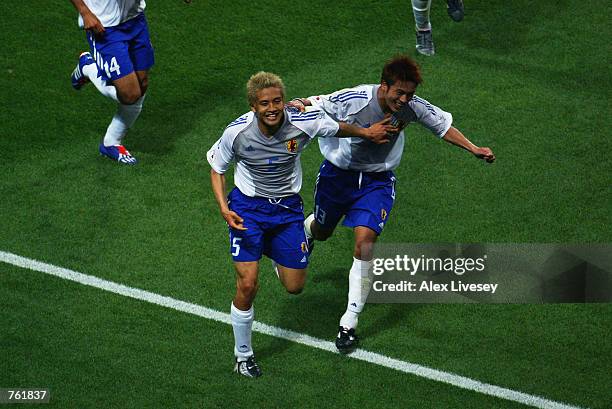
[0,0,610,408]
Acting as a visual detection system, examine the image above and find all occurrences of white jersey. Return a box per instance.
[207,108,340,198]
[309,84,452,172]
[77,0,146,28]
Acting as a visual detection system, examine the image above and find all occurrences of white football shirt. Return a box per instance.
[207,108,340,198]
[309,84,453,172]
[77,0,146,28]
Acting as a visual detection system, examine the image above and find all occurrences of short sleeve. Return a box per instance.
[308,94,346,121]
[308,86,370,122]
[289,109,340,139]
[411,96,453,138]
[206,130,235,174]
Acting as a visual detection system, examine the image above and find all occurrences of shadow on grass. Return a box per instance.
[256,268,423,360]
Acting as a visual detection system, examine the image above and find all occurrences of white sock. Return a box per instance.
[411,0,432,31]
[231,302,254,361]
[82,63,118,101]
[304,213,315,238]
[339,257,372,329]
[103,95,145,146]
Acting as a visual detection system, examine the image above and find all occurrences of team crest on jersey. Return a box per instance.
[286,138,298,153]
[301,242,308,253]
[381,209,387,221]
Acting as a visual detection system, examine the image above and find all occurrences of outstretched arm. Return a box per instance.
[70,0,105,34]
[210,169,247,230]
[291,96,397,144]
[442,126,496,163]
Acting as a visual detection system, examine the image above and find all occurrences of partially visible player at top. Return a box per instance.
[207,72,395,378]
[412,0,465,56]
[69,0,154,165]
[290,55,495,353]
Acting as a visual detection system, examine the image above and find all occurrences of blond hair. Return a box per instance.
[246,71,285,106]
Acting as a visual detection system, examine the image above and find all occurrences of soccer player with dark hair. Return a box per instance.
[291,55,495,353]
[207,72,395,377]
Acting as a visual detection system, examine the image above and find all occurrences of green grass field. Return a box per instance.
[1,1,610,408]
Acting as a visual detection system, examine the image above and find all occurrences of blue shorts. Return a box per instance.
[86,13,154,82]
[228,188,309,269]
[313,160,396,235]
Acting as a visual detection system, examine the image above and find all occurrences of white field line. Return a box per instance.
[0,250,587,409]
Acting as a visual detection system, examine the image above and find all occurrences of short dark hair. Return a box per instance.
[381,55,422,86]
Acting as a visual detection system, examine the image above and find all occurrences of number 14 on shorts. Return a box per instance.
[102,56,121,77]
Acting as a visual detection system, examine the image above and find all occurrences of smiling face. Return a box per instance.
[251,86,285,135]
[379,80,418,113]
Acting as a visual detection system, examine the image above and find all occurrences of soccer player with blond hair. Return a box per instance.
[207,72,396,377]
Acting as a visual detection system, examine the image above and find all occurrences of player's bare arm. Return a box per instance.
[210,169,247,230]
[69,0,105,34]
[442,126,496,163]
[288,98,397,143]
[337,117,397,144]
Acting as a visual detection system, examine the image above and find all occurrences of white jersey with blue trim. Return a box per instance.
[309,84,453,172]
[77,0,146,28]
[207,108,340,198]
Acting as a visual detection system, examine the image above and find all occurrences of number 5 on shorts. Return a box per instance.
[231,237,242,256]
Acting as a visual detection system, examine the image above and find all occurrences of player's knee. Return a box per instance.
[312,223,333,241]
[138,77,149,95]
[354,239,375,259]
[238,280,258,299]
[115,83,142,105]
[284,282,304,295]
[286,287,304,295]
[117,90,142,105]
[313,231,331,241]
[281,270,306,295]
